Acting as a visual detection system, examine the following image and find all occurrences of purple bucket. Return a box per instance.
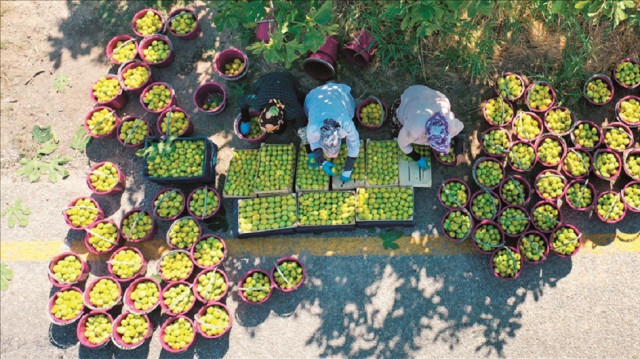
[193,268,229,303]
[550,224,583,257]
[490,246,523,280]
[107,246,147,283]
[564,179,597,212]
[214,48,249,81]
[507,140,537,173]
[84,106,121,139]
[152,188,185,221]
[256,17,277,42]
[83,276,122,311]
[116,116,151,149]
[481,97,515,127]
[89,75,128,110]
[195,303,232,339]
[118,61,153,94]
[111,312,153,350]
[595,191,627,224]
[622,181,640,213]
[238,269,274,305]
[603,122,634,153]
[271,257,306,292]
[525,81,556,113]
[160,281,196,316]
[561,148,593,179]
[534,169,567,202]
[303,36,339,81]
[612,57,640,89]
[234,110,267,144]
[167,8,201,41]
[530,201,562,234]
[570,120,603,151]
[543,106,575,137]
[77,311,113,348]
[493,72,525,101]
[480,127,512,157]
[193,82,227,115]
[534,133,567,168]
[123,276,162,315]
[139,82,177,113]
[186,186,222,220]
[119,208,156,243]
[498,175,531,207]
[517,231,549,265]
[583,74,615,106]
[131,8,165,37]
[48,287,85,326]
[441,209,474,243]
[157,106,193,137]
[469,190,501,222]
[623,148,640,180]
[471,220,506,254]
[160,315,196,353]
[437,179,471,210]
[615,95,640,128]
[512,111,543,142]
[592,148,622,182]
[48,252,90,288]
[138,34,175,67]
[497,205,530,238]
[342,30,377,67]
[106,35,138,65]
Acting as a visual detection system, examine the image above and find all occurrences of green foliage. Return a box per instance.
[1,199,30,228]
[380,230,402,250]
[71,125,92,151]
[17,155,71,183]
[53,74,70,93]
[32,125,55,144]
[136,135,177,161]
[0,263,13,291]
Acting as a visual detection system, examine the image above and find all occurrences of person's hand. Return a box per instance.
[308,153,318,168]
[455,154,465,166]
[239,121,251,135]
[340,170,352,182]
[417,157,430,170]
[322,161,336,176]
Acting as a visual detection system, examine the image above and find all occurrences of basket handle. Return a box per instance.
[274,264,295,288]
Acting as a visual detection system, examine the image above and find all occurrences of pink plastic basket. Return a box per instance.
[498,175,531,207]
[441,209,474,243]
[84,219,121,255]
[160,280,196,316]
[157,106,193,137]
[472,157,505,190]
[490,246,523,280]
[271,256,306,292]
[561,148,593,179]
[86,161,126,195]
[603,122,634,153]
[238,269,274,305]
[356,97,387,129]
[193,268,230,303]
[471,220,505,254]
[106,35,138,65]
[116,116,152,149]
[530,201,562,234]
[195,302,233,339]
[89,75,128,110]
[438,179,471,210]
[534,133,567,168]
[84,106,121,139]
[160,315,197,353]
[507,140,537,173]
[583,74,615,106]
[550,224,583,257]
[214,48,249,81]
[493,72,525,101]
[138,34,174,67]
[63,196,104,230]
[512,111,543,142]
[570,120,603,151]
[139,81,177,113]
[524,81,556,113]
[534,169,567,202]
[595,191,627,224]
[119,208,156,243]
[131,8,165,37]
[48,286,85,326]
[166,8,201,40]
[469,190,501,222]
[234,110,268,144]
[48,252,90,288]
[151,188,185,221]
[111,312,153,350]
[83,276,122,311]
[615,95,640,128]
[193,82,227,115]
[592,148,622,182]
[117,60,153,94]
[482,97,515,127]
[622,180,640,213]
[612,57,640,89]
[497,205,530,238]
[480,127,511,157]
[517,231,549,265]
[187,186,222,220]
[190,234,227,270]
[123,276,162,315]
[166,217,202,250]
[77,310,113,348]
[107,246,147,283]
[157,249,194,283]
[564,179,597,212]
[623,148,640,180]
[543,106,575,137]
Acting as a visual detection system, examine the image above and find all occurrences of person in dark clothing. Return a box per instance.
[239,72,306,135]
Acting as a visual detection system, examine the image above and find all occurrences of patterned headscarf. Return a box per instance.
[425,112,450,155]
[259,99,286,133]
[320,119,341,158]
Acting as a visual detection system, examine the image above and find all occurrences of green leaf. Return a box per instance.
[32,125,53,144]
[17,155,70,183]
[383,241,399,250]
[313,0,333,25]
[575,1,590,10]
[38,140,58,156]
[380,230,403,250]
[303,29,326,51]
[70,126,91,151]
[1,199,30,229]
[0,263,13,291]
[151,274,163,284]
[53,74,70,93]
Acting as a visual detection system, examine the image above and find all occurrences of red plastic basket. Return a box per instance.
[83,276,122,311]
[621,180,640,213]
[615,95,640,128]
[84,219,121,255]
[107,246,147,283]
[131,8,165,37]
[214,48,249,81]
[190,234,227,270]
[534,133,567,168]
[77,310,113,348]
[111,312,153,350]
[63,196,104,230]
[517,231,549,265]
[237,269,274,305]
[86,161,126,195]
[160,315,197,353]
[480,127,512,157]
[356,97,387,129]
[612,57,640,89]
[561,148,593,179]
[471,220,505,254]
[490,246,522,280]
[481,97,515,127]
[524,81,556,113]
[542,106,575,137]
[595,191,627,224]
[84,106,121,139]
[116,116,152,149]
[437,179,471,210]
[157,249,194,283]
[564,179,597,212]
[512,111,543,142]
[469,190,501,222]
[530,201,562,234]
[441,209,474,243]
[194,302,233,339]
[272,256,306,292]
[166,8,201,40]
[193,268,229,303]
[570,120,603,151]
[160,280,196,316]
[592,148,622,182]
[151,188,185,221]
[187,186,222,220]
[89,75,127,110]
[493,72,525,101]
[48,286,85,326]
[139,81,177,113]
[138,34,175,67]
[550,225,583,257]
[583,73,615,106]
[122,276,162,315]
[106,35,138,65]
[47,251,90,288]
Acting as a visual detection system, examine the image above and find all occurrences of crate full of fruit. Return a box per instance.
[332,141,366,190]
[255,143,296,196]
[223,149,260,198]
[365,139,400,188]
[296,191,356,232]
[295,144,329,192]
[356,187,415,227]
[237,193,298,238]
[141,136,218,184]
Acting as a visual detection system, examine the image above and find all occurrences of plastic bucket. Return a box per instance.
[157,106,194,137]
[623,148,640,180]
[83,276,122,311]
[271,256,306,292]
[152,188,185,221]
[214,48,249,81]
[437,179,471,210]
[157,250,194,283]
[356,97,387,129]
[48,287,84,326]
[497,205,530,238]
[190,234,227,270]
[63,196,104,230]
[193,268,229,303]
[119,208,156,243]
[612,57,640,89]
[622,180,640,213]
[512,111,543,142]
[543,106,575,137]
[342,30,376,67]
[490,246,523,280]
[86,161,126,195]
[187,186,222,220]
[441,209,474,243]
[131,8,165,37]
[498,175,531,207]
[116,116,151,149]
[583,74,615,106]
[550,224,583,257]
[303,36,339,81]
[160,315,197,353]
[530,201,562,234]
[107,246,147,283]
[603,122,634,152]
[480,127,511,157]
[111,312,153,350]
[193,82,227,115]
[234,110,267,144]
[77,310,113,348]
[507,140,536,173]
[472,157,505,190]
[256,17,276,42]
[238,269,274,305]
[561,148,593,179]
[534,169,566,202]
[160,280,196,316]
[469,190,501,222]
[595,191,627,224]
[139,82,177,113]
[564,179,597,212]
[517,231,549,265]
[615,95,640,128]
[84,219,121,255]
[89,75,128,110]
[48,252,90,288]
[471,220,505,254]
[524,81,556,113]
[138,34,175,67]
[166,216,202,250]
[534,133,567,168]
[106,35,138,65]
[83,106,121,139]
[167,8,201,41]
[570,120,603,150]
[195,302,232,339]
[493,72,525,101]
[122,276,162,315]
[118,60,153,94]
[592,148,622,182]
[482,97,515,127]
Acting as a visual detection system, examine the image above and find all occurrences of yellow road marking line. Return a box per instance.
[1,233,639,262]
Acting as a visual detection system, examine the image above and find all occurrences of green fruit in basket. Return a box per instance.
[135,10,162,36]
[604,127,631,151]
[111,249,143,279]
[484,97,513,125]
[143,40,170,63]
[623,183,640,209]
[618,98,640,124]
[130,280,160,311]
[296,149,326,190]
[90,162,119,192]
[169,218,200,249]
[199,305,230,336]
[497,74,522,99]
[154,190,184,219]
[87,221,118,252]
[533,204,559,231]
[474,223,502,252]
[597,192,624,221]
[537,137,563,166]
[143,84,172,111]
[66,198,99,228]
[93,77,120,103]
[585,79,611,103]
[594,152,620,179]
[299,191,355,225]
[367,140,399,185]
[356,187,414,221]
[52,255,82,284]
[83,313,112,344]
[334,142,366,180]
[536,174,564,200]
[492,248,521,278]
[443,210,471,239]
[471,192,499,220]
[545,108,572,134]
[160,110,188,136]
[626,153,640,179]
[116,313,148,345]
[189,188,219,217]
[163,317,194,350]
[202,93,223,110]
[274,261,303,290]
[519,233,546,262]
[514,113,541,140]
[111,40,137,63]
[51,289,83,321]
[123,65,149,89]
[508,143,535,170]
[245,116,265,139]
[146,139,206,178]
[440,181,468,208]
[121,211,153,241]
[615,61,640,86]
[563,150,590,177]
[498,207,528,235]
[170,11,196,35]
[241,272,271,302]
[435,145,455,163]
[573,122,600,148]
[196,270,227,301]
[89,278,120,309]
[256,144,295,191]
[528,83,553,111]
[475,160,503,187]
[193,237,225,267]
[552,227,579,255]
[500,178,526,205]
[160,251,193,281]
[163,283,195,315]
[119,118,148,145]
[483,129,510,155]
[224,58,244,76]
[360,102,384,126]
[87,108,116,136]
[238,195,297,233]
[566,182,593,208]
[224,149,260,196]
